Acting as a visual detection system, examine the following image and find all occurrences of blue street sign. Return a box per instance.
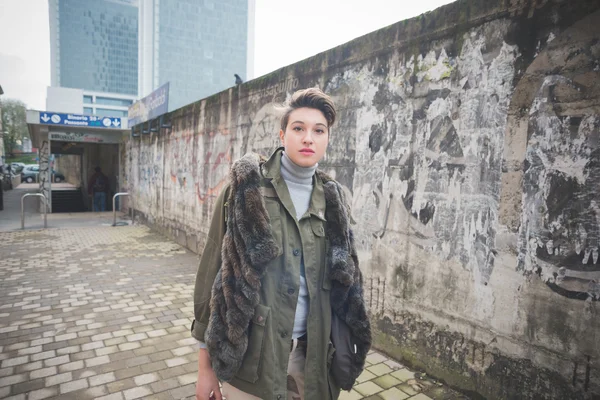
[39,112,122,129]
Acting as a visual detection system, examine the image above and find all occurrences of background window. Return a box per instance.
[96,97,133,106]
[96,108,127,117]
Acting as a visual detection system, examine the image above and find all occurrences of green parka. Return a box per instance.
[192,149,359,399]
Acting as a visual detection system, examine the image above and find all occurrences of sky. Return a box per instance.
[0,0,455,110]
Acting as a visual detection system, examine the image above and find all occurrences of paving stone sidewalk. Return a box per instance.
[0,225,468,400]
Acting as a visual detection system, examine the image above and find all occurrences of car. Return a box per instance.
[10,162,25,173]
[21,165,39,183]
[20,165,65,183]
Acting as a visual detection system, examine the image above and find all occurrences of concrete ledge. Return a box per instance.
[131,209,200,255]
[11,175,21,188]
[373,314,591,400]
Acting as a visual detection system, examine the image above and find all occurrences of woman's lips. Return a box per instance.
[299,149,314,155]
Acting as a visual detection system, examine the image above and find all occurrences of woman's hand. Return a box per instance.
[196,349,222,400]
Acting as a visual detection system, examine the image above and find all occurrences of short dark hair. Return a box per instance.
[95,167,101,173]
[280,88,336,131]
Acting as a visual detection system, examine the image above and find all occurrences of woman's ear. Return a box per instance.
[279,129,285,146]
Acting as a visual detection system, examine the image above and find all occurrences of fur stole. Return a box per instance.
[205,153,371,382]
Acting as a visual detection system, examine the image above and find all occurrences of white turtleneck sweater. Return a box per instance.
[198,152,315,348]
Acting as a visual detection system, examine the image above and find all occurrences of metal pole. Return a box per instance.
[21,195,24,229]
[112,192,130,226]
[44,195,47,228]
[21,193,48,229]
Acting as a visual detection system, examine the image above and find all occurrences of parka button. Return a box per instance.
[293,249,300,256]
[280,331,288,338]
[287,288,295,295]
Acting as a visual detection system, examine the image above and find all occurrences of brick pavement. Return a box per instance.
[0,225,468,400]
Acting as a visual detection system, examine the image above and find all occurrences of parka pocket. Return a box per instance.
[236,304,270,383]
[311,217,325,237]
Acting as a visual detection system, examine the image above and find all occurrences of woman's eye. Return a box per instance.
[316,129,325,134]
[293,126,303,131]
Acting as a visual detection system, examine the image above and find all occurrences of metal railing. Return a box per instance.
[21,193,48,229]
[112,192,131,226]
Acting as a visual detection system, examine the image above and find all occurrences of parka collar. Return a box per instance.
[261,147,326,221]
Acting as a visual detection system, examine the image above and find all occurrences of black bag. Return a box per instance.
[330,312,361,391]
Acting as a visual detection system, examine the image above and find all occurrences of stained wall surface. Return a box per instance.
[54,154,82,186]
[123,1,600,398]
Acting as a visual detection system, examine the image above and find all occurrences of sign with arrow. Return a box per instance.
[38,112,124,129]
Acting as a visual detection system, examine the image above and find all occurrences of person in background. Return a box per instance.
[88,166,109,212]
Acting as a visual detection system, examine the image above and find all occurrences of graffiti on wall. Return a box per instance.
[323,19,518,292]
[194,131,232,204]
[39,139,51,213]
[248,77,299,103]
[514,11,600,301]
[509,0,549,17]
[122,3,600,397]
[244,103,282,155]
[125,10,600,306]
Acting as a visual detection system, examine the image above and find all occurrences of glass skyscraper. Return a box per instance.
[49,0,139,96]
[49,0,253,115]
[138,0,254,111]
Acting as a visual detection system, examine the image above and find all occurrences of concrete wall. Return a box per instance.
[10,174,21,188]
[54,154,82,186]
[123,0,600,398]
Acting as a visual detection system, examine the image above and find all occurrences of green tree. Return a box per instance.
[1,99,28,156]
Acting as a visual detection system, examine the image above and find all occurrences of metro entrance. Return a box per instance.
[26,111,128,213]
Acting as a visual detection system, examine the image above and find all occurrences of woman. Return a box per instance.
[192,88,371,400]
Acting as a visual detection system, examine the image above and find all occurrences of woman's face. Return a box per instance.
[279,107,329,167]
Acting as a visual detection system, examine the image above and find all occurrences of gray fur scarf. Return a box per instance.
[204,153,372,382]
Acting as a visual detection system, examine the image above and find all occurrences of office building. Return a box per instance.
[48,0,254,115]
[46,87,136,118]
[48,0,139,115]
[138,0,254,111]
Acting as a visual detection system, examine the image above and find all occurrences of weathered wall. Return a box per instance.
[39,139,50,212]
[124,0,600,398]
[54,154,82,186]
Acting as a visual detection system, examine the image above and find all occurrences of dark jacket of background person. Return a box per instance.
[88,169,109,195]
